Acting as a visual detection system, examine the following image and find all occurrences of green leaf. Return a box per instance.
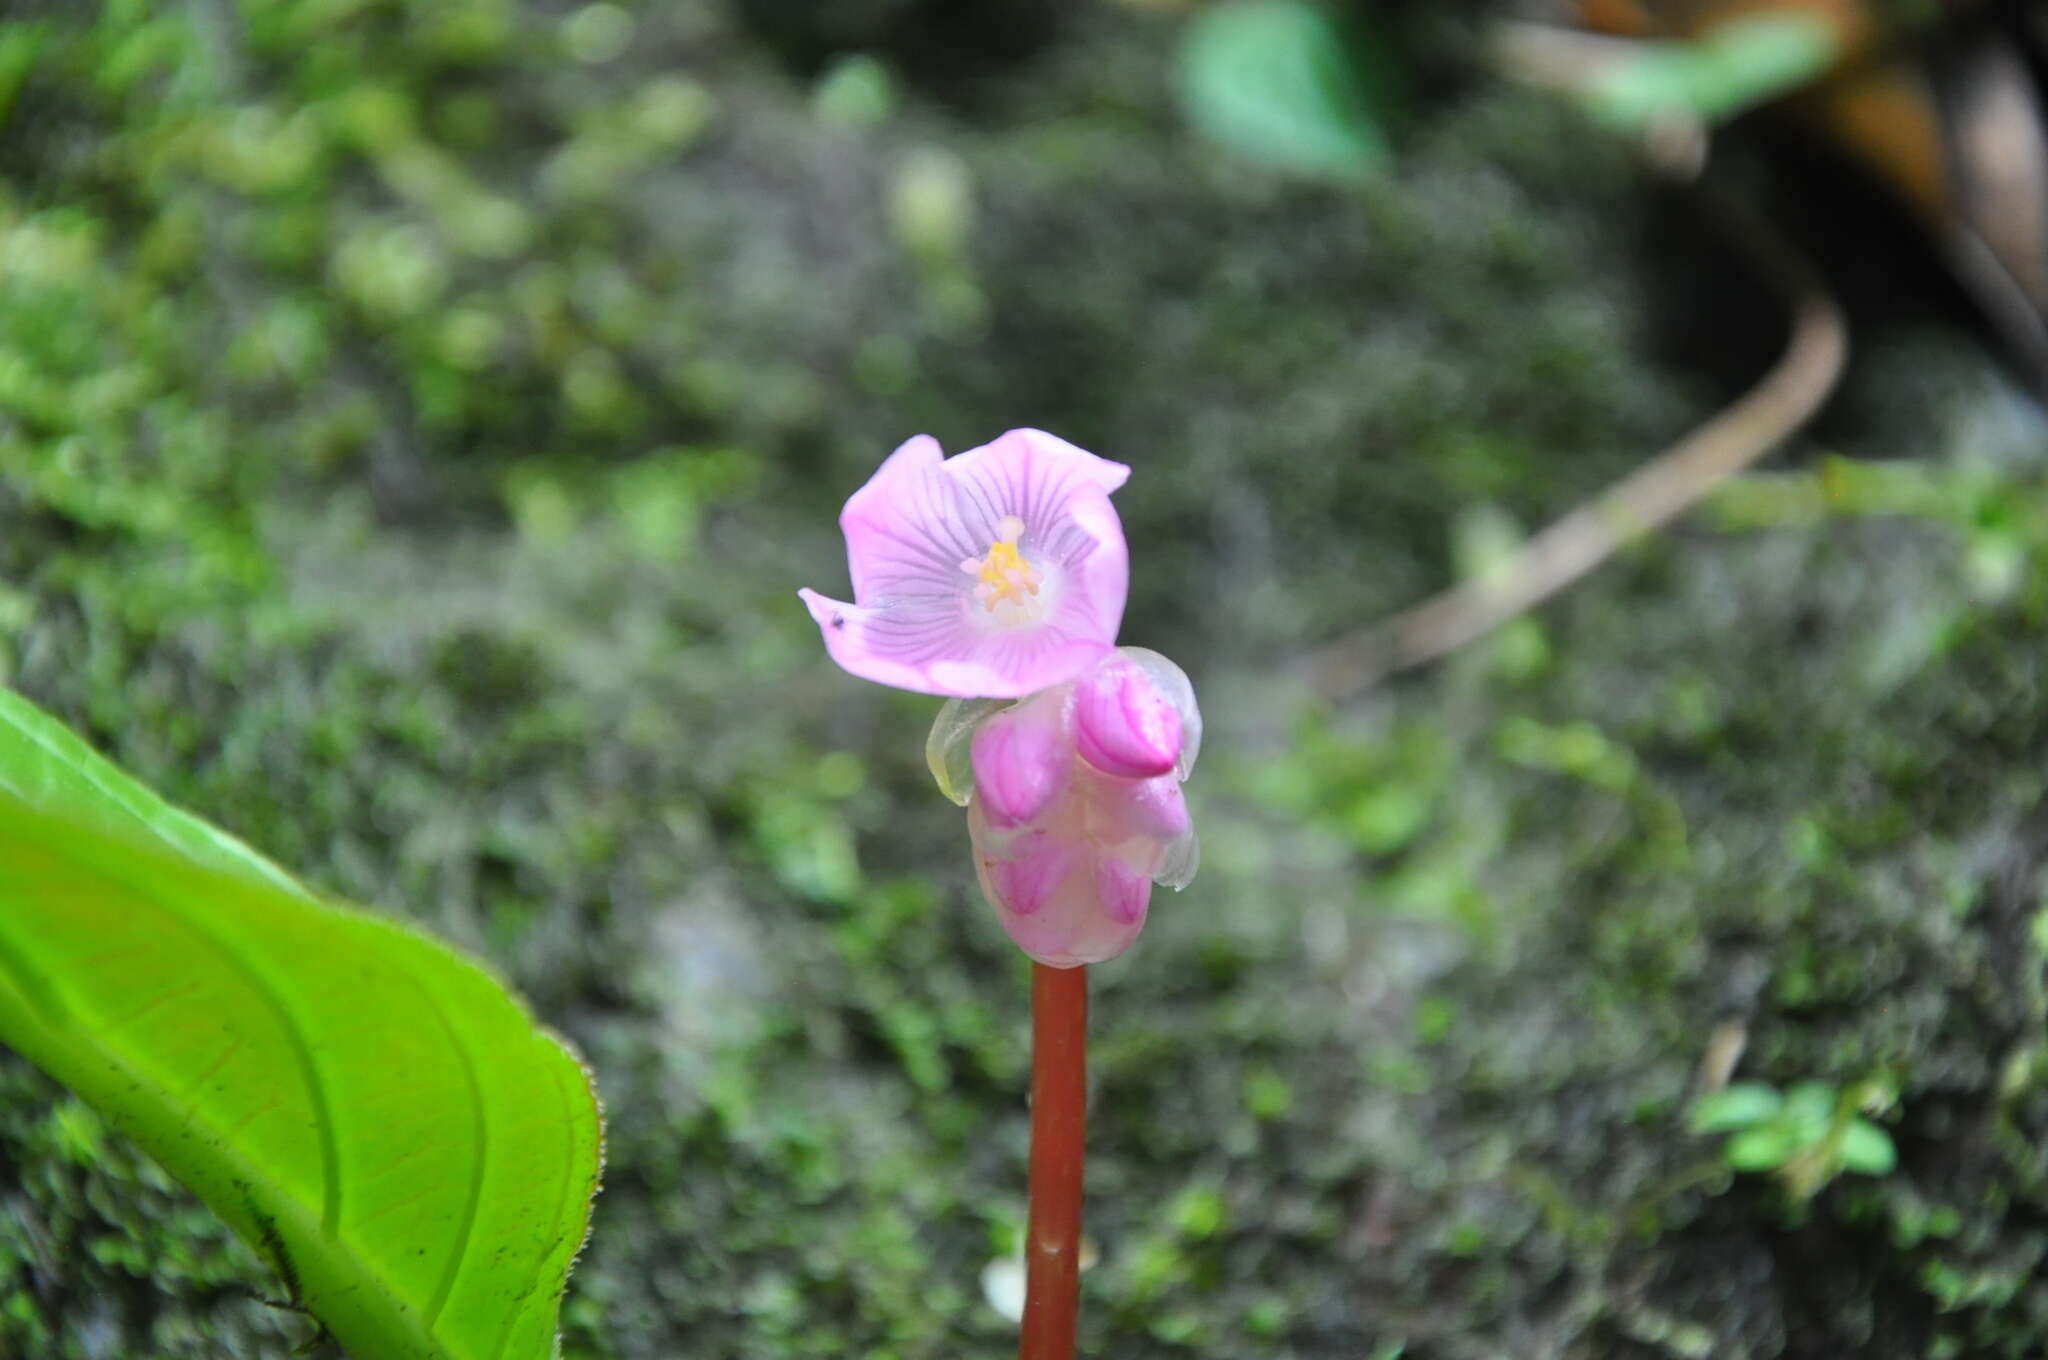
[0,690,603,1360]
[1782,1081,1836,1146]
[1177,0,1391,182]
[1840,1119,1898,1176]
[0,22,49,135]
[1689,1082,1783,1134]
[1725,1125,1796,1173]
[1587,14,1835,132]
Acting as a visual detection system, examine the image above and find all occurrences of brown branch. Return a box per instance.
[1310,193,1848,701]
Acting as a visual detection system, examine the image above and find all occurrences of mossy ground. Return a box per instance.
[4,2,2048,1357]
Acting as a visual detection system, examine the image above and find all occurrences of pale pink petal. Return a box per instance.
[840,435,983,601]
[1040,483,1129,661]
[925,632,1114,700]
[801,430,1131,697]
[799,588,979,696]
[945,428,1130,521]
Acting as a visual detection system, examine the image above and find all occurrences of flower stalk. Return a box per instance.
[800,429,1205,1351]
[1019,962,1088,1360]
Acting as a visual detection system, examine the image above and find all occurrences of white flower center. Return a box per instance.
[959,515,1052,627]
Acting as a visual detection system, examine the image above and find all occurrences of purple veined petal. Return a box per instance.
[1042,484,1129,661]
[944,429,1130,540]
[926,628,1114,699]
[798,587,1113,698]
[801,430,1133,698]
[799,588,972,694]
[1073,657,1182,779]
[970,690,1073,829]
[839,434,979,597]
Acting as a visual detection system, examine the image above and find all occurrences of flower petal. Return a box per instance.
[799,588,968,695]
[1040,483,1129,661]
[802,430,1131,697]
[838,437,981,603]
[946,430,1130,663]
[945,428,1130,538]
[926,633,1114,700]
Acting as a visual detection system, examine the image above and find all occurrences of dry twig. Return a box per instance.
[1310,190,1848,700]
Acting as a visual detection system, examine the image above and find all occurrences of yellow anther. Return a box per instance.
[961,516,1042,613]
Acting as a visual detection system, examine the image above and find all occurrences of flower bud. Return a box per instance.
[982,831,1076,918]
[1095,857,1152,927]
[1096,775,1191,843]
[943,646,1204,968]
[969,692,1071,828]
[1073,659,1181,779]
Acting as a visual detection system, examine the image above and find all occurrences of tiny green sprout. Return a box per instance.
[1689,1079,1897,1199]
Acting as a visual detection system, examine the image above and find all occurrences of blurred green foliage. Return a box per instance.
[1176,0,1395,180]
[1691,1080,1897,1199]
[1587,13,1837,132]
[4,0,2048,1357]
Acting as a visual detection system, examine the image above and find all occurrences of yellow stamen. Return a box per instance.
[960,516,1042,613]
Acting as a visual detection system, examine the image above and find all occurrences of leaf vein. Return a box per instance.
[397,960,489,1335]
[0,918,65,1022]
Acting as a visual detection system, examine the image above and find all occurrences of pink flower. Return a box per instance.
[798,429,1131,698]
[929,648,1201,967]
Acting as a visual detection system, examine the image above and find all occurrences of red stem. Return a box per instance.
[1018,962,1088,1360]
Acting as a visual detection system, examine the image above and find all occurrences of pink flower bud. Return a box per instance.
[972,798,1150,967]
[947,647,1203,967]
[981,830,1076,918]
[1095,857,1151,927]
[1097,775,1191,843]
[1073,659,1181,779]
[969,692,1071,828]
